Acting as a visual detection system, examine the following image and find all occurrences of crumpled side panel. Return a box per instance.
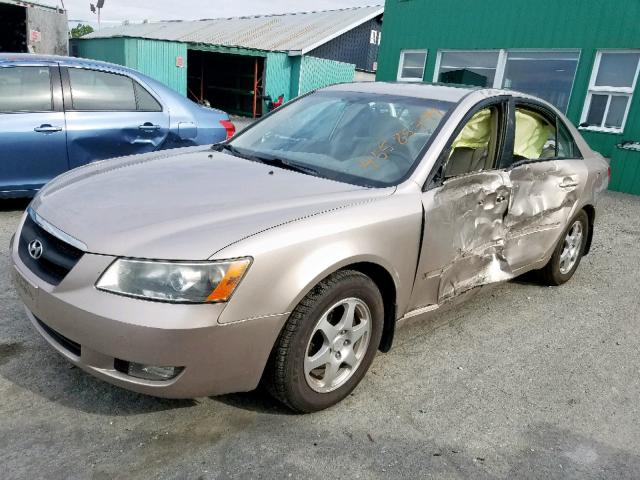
[415,171,513,306]
[504,160,586,270]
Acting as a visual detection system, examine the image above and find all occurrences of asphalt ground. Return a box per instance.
[1,191,639,479]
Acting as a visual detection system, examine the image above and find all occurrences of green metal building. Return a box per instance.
[72,6,383,118]
[376,0,640,195]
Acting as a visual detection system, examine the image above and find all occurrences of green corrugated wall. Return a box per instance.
[264,52,294,102]
[377,0,640,195]
[298,56,355,96]
[74,38,128,66]
[129,39,187,95]
[74,38,187,95]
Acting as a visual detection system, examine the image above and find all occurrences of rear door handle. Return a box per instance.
[559,180,579,189]
[34,124,62,133]
[139,123,161,131]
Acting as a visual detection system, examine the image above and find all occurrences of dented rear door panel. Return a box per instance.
[504,159,588,270]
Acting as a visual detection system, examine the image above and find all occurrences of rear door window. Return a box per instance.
[0,66,52,112]
[134,82,162,112]
[513,104,582,162]
[513,107,556,161]
[557,120,582,159]
[68,68,137,111]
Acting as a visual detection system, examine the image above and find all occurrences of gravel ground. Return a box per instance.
[1,191,639,480]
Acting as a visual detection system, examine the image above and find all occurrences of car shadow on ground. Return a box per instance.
[212,389,296,415]
[0,199,30,212]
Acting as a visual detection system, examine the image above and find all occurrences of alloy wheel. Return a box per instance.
[304,297,371,393]
[559,220,583,274]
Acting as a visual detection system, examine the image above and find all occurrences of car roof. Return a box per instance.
[0,53,139,75]
[322,81,479,103]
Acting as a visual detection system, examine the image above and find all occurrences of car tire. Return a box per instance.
[264,270,384,413]
[537,209,589,286]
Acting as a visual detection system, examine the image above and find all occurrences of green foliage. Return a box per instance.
[71,24,94,38]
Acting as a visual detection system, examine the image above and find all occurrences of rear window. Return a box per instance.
[0,66,52,112]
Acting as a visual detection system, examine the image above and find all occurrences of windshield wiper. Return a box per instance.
[254,156,321,177]
[213,144,321,177]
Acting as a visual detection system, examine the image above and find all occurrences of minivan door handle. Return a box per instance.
[138,123,161,131]
[34,124,62,133]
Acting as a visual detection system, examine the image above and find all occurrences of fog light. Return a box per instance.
[115,359,183,381]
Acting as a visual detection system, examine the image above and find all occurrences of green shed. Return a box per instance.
[376,0,640,195]
[72,6,384,118]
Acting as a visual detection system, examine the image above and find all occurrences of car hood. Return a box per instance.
[31,147,393,260]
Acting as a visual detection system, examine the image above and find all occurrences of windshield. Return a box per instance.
[228,91,454,187]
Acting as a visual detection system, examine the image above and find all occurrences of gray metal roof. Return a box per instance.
[81,5,383,55]
[1,0,65,12]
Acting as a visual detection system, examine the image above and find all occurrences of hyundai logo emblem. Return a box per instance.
[28,239,43,260]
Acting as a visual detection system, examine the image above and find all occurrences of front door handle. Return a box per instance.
[139,123,161,131]
[34,124,62,133]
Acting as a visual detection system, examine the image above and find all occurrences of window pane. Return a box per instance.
[557,121,577,158]
[595,52,640,88]
[231,91,453,186]
[400,51,426,79]
[514,109,556,160]
[0,66,52,112]
[604,95,629,129]
[69,68,136,111]
[438,51,499,87]
[445,107,498,177]
[503,51,579,113]
[134,82,162,112]
[585,94,608,127]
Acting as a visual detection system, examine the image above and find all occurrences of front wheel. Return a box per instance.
[537,210,589,286]
[264,270,384,413]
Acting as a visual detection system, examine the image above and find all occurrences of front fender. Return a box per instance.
[214,189,424,325]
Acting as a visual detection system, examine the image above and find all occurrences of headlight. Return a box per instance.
[96,258,251,303]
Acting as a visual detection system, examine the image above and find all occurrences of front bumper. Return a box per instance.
[10,223,288,398]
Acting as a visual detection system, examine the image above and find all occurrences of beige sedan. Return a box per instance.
[11,83,609,412]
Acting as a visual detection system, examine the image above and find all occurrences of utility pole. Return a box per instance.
[90,0,105,30]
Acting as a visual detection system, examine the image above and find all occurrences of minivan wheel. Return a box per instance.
[538,210,589,286]
[264,270,384,413]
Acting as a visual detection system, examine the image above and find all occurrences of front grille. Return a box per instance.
[34,316,81,357]
[18,214,84,286]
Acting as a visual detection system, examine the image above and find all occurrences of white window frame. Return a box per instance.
[433,49,580,113]
[397,49,427,82]
[433,49,503,87]
[580,49,640,134]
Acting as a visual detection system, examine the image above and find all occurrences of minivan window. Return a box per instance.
[229,91,453,187]
[0,66,52,112]
[69,68,137,111]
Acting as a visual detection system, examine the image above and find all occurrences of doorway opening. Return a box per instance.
[187,49,264,118]
[0,4,27,53]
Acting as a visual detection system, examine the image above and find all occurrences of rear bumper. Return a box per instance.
[10,226,288,398]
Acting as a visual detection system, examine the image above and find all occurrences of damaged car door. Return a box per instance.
[503,101,589,270]
[409,100,512,309]
[61,66,169,169]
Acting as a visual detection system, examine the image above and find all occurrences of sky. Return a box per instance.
[41,0,380,26]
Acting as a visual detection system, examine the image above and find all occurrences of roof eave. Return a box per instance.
[298,6,383,55]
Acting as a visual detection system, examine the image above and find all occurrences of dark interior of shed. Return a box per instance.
[0,4,28,53]
[187,49,264,118]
